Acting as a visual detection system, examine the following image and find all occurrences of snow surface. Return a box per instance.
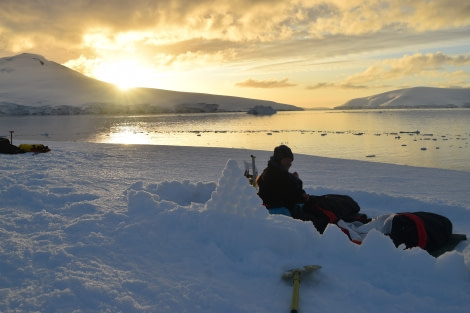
[1,142,469,312]
[336,87,470,109]
[0,53,299,115]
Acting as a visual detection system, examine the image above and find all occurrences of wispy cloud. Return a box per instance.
[346,52,470,83]
[309,52,470,89]
[235,78,296,88]
[306,82,369,90]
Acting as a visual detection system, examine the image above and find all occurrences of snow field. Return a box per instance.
[0,142,469,312]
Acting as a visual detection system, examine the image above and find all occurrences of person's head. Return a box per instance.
[273,145,294,169]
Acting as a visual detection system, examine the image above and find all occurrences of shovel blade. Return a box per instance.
[282,265,321,279]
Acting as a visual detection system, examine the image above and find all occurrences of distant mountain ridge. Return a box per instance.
[335,87,470,109]
[0,53,301,115]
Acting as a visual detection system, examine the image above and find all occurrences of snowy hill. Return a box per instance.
[335,87,470,109]
[0,53,301,115]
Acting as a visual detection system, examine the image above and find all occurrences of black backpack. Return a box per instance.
[0,138,25,154]
[389,212,453,254]
[309,194,361,219]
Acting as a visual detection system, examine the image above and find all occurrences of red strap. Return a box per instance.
[398,213,427,249]
[315,204,338,223]
[315,204,363,245]
[337,225,363,245]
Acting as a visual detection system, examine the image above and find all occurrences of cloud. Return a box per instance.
[345,52,470,84]
[306,82,369,90]
[309,52,470,89]
[308,0,470,36]
[235,78,296,88]
[1,1,470,59]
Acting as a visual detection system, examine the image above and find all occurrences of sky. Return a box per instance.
[1,0,470,108]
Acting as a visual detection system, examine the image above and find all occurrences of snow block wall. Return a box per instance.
[204,159,266,218]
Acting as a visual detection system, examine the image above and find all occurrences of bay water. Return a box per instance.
[1,109,469,172]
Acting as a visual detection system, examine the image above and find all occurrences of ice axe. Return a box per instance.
[282,265,321,313]
[250,154,257,187]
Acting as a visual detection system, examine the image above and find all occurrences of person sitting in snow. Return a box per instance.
[257,145,368,233]
[256,145,328,231]
[256,145,308,214]
[256,145,464,256]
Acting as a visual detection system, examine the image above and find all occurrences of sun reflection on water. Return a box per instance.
[103,126,153,145]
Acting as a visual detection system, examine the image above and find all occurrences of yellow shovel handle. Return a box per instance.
[290,272,301,313]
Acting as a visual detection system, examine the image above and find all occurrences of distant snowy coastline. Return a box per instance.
[335,87,470,109]
[0,53,301,116]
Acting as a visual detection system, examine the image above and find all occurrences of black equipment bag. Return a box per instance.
[389,212,453,254]
[0,138,25,154]
[302,194,367,233]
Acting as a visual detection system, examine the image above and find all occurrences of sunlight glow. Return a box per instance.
[92,59,157,90]
[105,126,153,145]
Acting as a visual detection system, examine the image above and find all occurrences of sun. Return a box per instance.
[92,59,156,90]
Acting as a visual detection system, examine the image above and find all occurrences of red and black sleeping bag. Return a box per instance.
[389,212,453,254]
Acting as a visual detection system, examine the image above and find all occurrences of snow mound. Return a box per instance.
[204,159,266,217]
[336,87,470,109]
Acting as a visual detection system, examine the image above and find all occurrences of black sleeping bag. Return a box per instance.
[389,212,453,254]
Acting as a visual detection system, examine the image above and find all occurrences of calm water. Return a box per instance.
[1,109,469,171]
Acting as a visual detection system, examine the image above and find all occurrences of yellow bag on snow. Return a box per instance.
[19,144,51,153]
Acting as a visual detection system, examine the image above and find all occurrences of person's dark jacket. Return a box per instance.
[257,158,306,214]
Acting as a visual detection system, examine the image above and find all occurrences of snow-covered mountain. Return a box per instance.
[335,87,470,109]
[0,53,301,115]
